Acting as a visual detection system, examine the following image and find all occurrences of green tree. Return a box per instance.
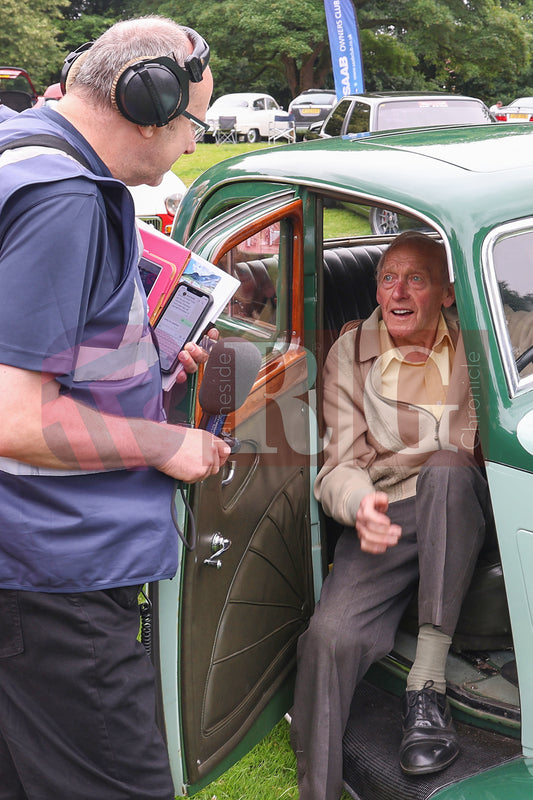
[356,0,532,100]
[0,0,65,90]
[146,0,333,104]
[126,0,532,103]
[10,0,533,103]
[59,15,118,63]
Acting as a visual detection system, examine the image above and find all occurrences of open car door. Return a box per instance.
[152,194,315,794]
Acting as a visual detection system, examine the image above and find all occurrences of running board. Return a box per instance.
[342,680,521,800]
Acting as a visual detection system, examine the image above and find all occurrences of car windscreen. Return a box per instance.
[375,99,492,130]
[0,75,32,93]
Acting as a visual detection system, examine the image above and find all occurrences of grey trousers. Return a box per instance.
[291,450,492,800]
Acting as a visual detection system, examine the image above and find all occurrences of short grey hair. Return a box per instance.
[67,16,190,109]
[377,230,449,286]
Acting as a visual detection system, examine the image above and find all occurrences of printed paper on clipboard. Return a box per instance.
[181,251,240,326]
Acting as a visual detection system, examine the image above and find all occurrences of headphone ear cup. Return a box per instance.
[60,42,93,94]
[111,60,187,126]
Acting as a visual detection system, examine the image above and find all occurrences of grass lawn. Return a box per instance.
[173,141,274,188]
[192,718,298,800]
[189,717,351,800]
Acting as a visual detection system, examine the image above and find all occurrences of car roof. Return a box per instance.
[0,67,32,79]
[211,92,273,103]
[507,97,533,105]
[336,91,485,105]
[295,89,336,96]
[291,90,336,101]
[180,124,533,236]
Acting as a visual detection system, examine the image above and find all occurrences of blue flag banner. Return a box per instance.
[324,0,364,99]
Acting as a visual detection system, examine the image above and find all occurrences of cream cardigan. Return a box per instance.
[314,307,477,526]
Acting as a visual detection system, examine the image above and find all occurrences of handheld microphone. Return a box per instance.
[171,337,260,551]
[198,337,261,449]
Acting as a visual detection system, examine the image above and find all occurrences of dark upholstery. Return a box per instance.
[322,244,384,355]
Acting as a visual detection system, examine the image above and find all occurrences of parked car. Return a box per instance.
[307,91,494,234]
[309,91,494,139]
[129,170,186,235]
[151,122,533,799]
[205,92,292,143]
[0,67,39,111]
[288,88,337,139]
[493,97,533,122]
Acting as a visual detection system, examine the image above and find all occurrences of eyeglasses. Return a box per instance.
[182,110,209,142]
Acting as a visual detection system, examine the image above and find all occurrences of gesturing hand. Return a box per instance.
[356,492,402,554]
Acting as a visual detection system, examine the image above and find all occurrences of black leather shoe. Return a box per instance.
[399,681,460,775]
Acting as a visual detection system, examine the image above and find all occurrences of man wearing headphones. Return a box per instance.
[0,16,226,800]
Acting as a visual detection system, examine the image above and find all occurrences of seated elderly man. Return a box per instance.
[291,231,494,800]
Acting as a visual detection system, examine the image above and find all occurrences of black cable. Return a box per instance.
[170,481,197,551]
[139,588,153,659]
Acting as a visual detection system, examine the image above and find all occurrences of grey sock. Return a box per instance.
[406,623,451,694]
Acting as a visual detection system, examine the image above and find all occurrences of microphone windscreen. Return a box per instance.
[199,337,261,416]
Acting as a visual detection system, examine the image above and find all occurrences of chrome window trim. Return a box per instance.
[483,220,533,398]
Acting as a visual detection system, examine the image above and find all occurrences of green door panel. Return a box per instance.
[486,462,533,757]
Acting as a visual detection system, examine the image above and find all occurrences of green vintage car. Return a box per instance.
[152,122,533,799]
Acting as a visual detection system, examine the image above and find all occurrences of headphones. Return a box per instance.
[60,26,210,127]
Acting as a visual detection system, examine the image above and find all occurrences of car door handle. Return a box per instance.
[203,532,232,569]
[221,460,236,487]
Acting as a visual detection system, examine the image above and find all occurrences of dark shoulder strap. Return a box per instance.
[338,318,364,363]
[339,318,363,337]
[0,134,91,170]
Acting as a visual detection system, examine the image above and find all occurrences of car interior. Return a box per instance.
[215,195,515,676]
[222,204,512,638]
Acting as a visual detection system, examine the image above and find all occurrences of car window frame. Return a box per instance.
[323,98,353,136]
[346,101,371,134]
[483,219,533,398]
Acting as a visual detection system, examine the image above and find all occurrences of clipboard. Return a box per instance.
[137,220,191,323]
[137,221,241,392]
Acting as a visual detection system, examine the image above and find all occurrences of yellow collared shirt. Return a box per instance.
[378,313,455,421]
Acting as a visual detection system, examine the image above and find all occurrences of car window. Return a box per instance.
[296,92,335,106]
[346,102,371,134]
[375,99,491,130]
[216,214,295,353]
[323,99,353,136]
[265,98,278,110]
[253,98,266,110]
[0,73,33,94]
[484,223,533,395]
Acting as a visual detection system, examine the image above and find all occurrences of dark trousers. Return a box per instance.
[291,451,492,800]
[0,587,175,800]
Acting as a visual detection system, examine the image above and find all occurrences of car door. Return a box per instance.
[475,221,533,760]
[153,192,315,794]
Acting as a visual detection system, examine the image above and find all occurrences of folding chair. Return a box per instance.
[215,116,238,145]
[268,114,296,144]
